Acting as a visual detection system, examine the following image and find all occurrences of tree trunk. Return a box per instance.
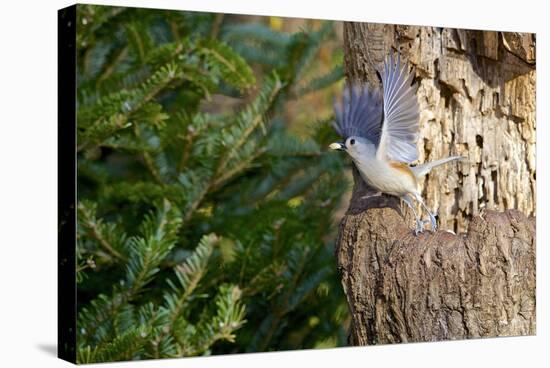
[337,22,536,345]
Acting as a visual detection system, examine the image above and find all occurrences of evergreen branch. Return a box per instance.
[287,266,331,312]
[77,113,131,153]
[76,345,94,364]
[78,294,123,345]
[96,46,129,87]
[145,38,190,67]
[221,22,291,49]
[100,135,156,153]
[76,12,347,357]
[133,122,164,185]
[179,75,282,222]
[77,202,126,262]
[241,261,285,296]
[210,285,246,342]
[129,63,180,114]
[78,200,181,344]
[76,5,127,51]
[143,152,164,184]
[170,20,181,40]
[88,224,125,261]
[76,247,96,284]
[177,132,194,172]
[181,182,211,224]
[210,13,225,39]
[77,326,150,363]
[167,234,217,323]
[217,73,283,171]
[78,63,182,152]
[102,181,186,205]
[266,130,322,157]
[126,200,182,295]
[137,302,178,359]
[222,23,291,69]
[175,112,216,172]
[76,256,96,273]
[125,21,153,65]
[198,39,256,91]
[178,284,246,356]
[252,244,316,351]
[211,147,265,190]
[293,64,344,97]
[285,21,334,84]
[275,156,331,201]
[152,234,218,357]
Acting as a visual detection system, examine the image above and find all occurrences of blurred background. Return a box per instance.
[74,4,352,363]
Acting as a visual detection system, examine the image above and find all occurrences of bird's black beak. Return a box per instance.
[329,142,346,151]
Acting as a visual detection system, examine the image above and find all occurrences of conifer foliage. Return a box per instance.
[75,5,348,362]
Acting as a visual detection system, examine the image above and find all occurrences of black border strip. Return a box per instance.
[58,4,77,364]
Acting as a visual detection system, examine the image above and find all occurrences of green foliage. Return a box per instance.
[76,4,348,363]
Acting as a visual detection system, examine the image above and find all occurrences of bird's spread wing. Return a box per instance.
[333,83,383,142]
[377,53,420,164]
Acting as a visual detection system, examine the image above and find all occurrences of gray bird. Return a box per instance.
[330,53,463,235]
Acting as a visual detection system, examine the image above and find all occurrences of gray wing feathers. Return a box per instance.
[333,84,383,142]
[378,53,420,163]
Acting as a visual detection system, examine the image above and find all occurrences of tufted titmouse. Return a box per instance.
[330,53,463,235]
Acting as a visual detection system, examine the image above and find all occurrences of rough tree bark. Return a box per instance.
[336,22,536,345]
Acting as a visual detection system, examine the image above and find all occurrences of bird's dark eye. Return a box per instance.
[350,139,355,145]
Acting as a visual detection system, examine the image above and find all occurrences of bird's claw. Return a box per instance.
[421,215,438,232]
[414,220,424,235]
[414,217,437,235]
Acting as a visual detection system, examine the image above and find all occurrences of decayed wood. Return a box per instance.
[336,195,535,344]
[344,23,536,233]
[337,22,536,345]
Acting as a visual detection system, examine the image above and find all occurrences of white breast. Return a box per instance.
[352,156,418,197]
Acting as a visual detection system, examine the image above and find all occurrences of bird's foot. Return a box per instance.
[414,220,425,236]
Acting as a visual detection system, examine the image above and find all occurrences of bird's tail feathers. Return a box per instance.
[410,156,465,178]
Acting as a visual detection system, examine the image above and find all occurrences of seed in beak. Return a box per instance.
[329,142,345,151]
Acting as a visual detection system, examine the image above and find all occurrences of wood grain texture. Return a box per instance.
[343,22,536,233]
[336,195,535,344]
[337,22,536,345]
